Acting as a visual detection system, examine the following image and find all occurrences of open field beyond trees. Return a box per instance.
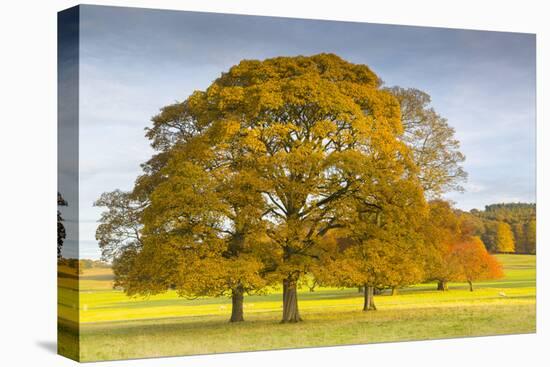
[58,254,536,362]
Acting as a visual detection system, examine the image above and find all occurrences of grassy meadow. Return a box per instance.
[58,254,536,361]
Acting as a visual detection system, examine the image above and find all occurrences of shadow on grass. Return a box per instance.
[92,280,535,312]
[78,300,536,340]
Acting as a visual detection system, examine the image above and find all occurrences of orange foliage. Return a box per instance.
[450,236,504,290]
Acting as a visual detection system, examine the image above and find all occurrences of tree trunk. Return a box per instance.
[437,280,448,291]
[363,284,377,311]
[391,286,398,296]
[468,280,473,292]
[229,286,244,322]
[363,285,369,310]
[281,277,302,323]
[358,286,364,293]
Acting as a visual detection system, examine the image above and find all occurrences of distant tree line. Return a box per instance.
[461,203,536,254]
[58,258,111,272]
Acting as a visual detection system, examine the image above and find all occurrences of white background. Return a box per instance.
[0,0,548,366]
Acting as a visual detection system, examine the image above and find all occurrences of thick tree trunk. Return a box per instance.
[437,280,448,291]
[363,284,377,311]
[281,278,302,323]
[468,280,473,292]
[391,287,398,296]
[229,286,244,323]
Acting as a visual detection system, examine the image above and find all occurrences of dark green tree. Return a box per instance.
[57,192,68,259]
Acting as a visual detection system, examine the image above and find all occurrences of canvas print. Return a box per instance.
[57,5,536,362]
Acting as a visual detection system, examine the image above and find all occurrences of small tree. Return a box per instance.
[422,200,463,291]
[315,181,427,311]
[383,249,425,296]
[57,192,68,259]
[451,236,504,291]
[95,190,144,263]
[345,197,426,310]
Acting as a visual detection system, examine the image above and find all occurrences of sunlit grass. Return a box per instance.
[58,254,536,361]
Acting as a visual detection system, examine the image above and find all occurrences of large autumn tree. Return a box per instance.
[118,53,426,323]
[96,53,468,323]
[210,54,426,322]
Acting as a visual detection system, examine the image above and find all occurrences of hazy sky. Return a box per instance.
[67,5,535,259]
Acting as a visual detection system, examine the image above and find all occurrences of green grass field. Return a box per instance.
[58,254,536,361]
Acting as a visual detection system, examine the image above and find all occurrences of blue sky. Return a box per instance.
[66,5,535,259]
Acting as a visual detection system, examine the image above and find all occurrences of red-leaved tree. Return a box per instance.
[451,236,504,291]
